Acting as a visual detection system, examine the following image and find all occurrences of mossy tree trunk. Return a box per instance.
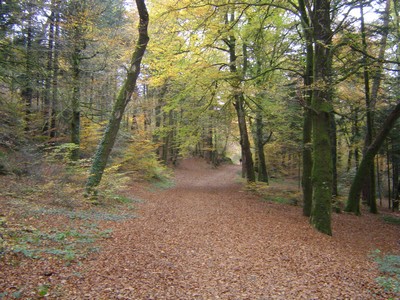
[297,0,313,217]
[346,103,400,214]
[310,0,333,235]
[85,0,149,200]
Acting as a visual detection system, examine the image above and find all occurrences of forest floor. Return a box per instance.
[1,158,400,299]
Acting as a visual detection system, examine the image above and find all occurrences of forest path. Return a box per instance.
[65,158,398,299]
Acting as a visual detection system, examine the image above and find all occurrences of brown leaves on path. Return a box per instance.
[1,158,399,299]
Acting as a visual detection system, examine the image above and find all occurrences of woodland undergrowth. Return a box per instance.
[0,132,171,267]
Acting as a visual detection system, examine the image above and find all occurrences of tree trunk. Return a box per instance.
[85,0,149,199]
[346,102,400,214]
[50,9,60,138]
[226,11,255,182]
[204,115,214,163]
[298,0,313,217]
[386,140,392,209]
[330,113,338,197]
[392,0,400,211]
[310,0,333,235]
[392,138,400,210]
[359,0,391,213]
[70,42,81,160]
[22,15,33,131]
[234,94,255,182]
[255,111,269,183]
[43,9,55,136]
[376,155,382,206]
[153,85,167,161]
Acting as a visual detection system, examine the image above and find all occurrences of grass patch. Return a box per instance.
[148,177,176,191]
[245,181,300,206]
[30,207,136,222]
[382,215,400,225]
[371,249,400,294]
[264,196,298,206]
[6,224,112,261]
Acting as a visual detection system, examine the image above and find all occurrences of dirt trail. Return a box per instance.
[2,158,398,299]
[59,158,398,299]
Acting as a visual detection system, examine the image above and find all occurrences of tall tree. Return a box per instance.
[346,102,400,213]
[309,0,334,235]
[296,0,314,216]
[85,0,149,199]
[359,0,376,213]
[20,1,35,131]
[50,3,60,138]
[225,9,255,182]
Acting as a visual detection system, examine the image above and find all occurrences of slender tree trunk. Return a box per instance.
[168,110,178,165]
[204,109,214,163]
[351,107,360,171]
[234,94,255,182]
[346,102,400,214]
[226,12,255,182]
[386,140,392,209]
[330,112,338,197]
[50,9,60,138]
[43,9,54,136]
[310,0,333,235]
[359,0,390,213]
[371,0,390,105]
[255,111,269,183]
[394,184,400,211]
[153,85,167,161]
[392,139,400,210]
[22,16,33,131]
[298,0,313,217]
[70,43,81,160]
[376,155,382,206]
[85,0,149,199]
[392,0,400,210]
[347,149,353,172]
[161,110,169,163]
[241,148,246,178]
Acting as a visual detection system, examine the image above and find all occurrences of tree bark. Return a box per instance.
[297,0,313,217]
[346,102,400,214]
[310,0,333,235]
[43,9,55,136]
[85,0,149,199]
[234,93,255,182]
[70,42,81,160]
[50,7,60,138]
[255,111,269,183]
[330,113,338,197]
[69,1,85,160]
[22,12,33,132]
[226,11,255,182]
